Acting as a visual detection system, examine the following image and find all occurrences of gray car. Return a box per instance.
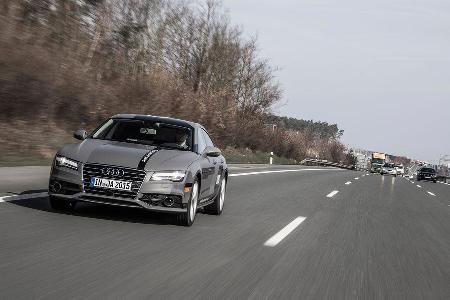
[49,114,228,226]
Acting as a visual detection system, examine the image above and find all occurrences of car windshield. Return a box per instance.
[383,163,395,168]
[91,119,193,151]
[420,168,436,173]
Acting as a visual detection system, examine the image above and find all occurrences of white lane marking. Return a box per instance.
[229,168,336,177]
[264,217,306,247]
[326,190,339,198]
[345,181,352,185]
[0,194,18,202]
[427,191,436,196]
[416,185,422,188]
[0,192,48,203]
[411,181,415,184]
[355,177,359,180]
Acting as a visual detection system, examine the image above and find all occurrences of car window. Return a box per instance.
[201,129,214,147]
[91,118,193,150]
[197,129,207,153]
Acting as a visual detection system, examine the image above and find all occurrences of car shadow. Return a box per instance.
[8,190,181,226]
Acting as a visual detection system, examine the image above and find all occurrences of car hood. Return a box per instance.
[58,139,198,171]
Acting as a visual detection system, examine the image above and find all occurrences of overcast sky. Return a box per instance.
[224,0,450,163]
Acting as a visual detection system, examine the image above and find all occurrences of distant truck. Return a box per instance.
[370,152,386,173]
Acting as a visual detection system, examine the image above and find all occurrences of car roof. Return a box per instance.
[111,114,204,130]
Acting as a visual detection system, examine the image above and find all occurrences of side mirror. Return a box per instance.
[73,129,87,141]
[204,146,221,157]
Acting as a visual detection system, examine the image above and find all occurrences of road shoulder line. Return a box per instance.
[0,192,48,203]
[229,168,339,177]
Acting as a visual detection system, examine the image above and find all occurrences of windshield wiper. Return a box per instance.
[158,143,190,151]
[122,138,155,146]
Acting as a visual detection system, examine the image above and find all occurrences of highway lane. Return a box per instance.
[250,175,449,299]
[0,167,449,299]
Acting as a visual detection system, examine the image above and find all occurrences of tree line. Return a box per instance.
[0,0,353,165]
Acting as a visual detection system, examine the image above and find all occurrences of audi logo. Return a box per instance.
[101,167,125,177]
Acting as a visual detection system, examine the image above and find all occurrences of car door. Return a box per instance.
[201,129,222,196]
[197,128,214,200]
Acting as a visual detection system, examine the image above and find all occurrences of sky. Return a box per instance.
[224,0,450,163]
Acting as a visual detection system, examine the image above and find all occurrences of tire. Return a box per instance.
[49,196,76,211]
[177,180,199,226]
[204,176,226,215]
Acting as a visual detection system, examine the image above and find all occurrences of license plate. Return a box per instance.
[90,177,132,191]
[425,176,431,179]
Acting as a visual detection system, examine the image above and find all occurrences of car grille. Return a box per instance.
[82,163,146,199]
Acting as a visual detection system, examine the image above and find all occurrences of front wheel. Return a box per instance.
[204,177,226,215]
[178,180,199,226]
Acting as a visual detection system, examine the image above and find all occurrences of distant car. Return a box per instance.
[416,167,437,183]
[395,164,405,176]
[380,163,397,176]
[48,114,228,226]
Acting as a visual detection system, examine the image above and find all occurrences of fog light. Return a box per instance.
[163,197,174,207]
[50,181,62,193]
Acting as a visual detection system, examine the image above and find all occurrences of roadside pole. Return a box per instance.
[270,152,273,165]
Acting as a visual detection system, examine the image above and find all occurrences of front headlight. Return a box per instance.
[55,155,79,170]
[150,171,185,182]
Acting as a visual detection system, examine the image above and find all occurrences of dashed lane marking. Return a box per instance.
[264,217,306,247]
[345,181,352,185]
[427,191,436,197]
[417,185,422,188]
[326,190,339,198]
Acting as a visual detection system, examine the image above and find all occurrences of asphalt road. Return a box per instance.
[0,165,449,299]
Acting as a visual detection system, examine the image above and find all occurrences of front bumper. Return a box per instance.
[381,169,397,175]
[49,192,187,213]
[49,164,190,213]
[417,175,436,181]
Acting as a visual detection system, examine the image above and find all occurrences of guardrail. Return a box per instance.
[300,158,357,170]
